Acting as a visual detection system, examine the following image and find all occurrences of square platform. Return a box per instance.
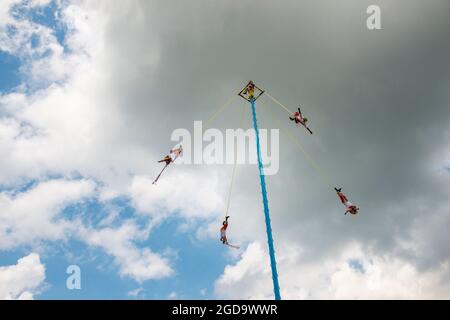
[238,81,265,102]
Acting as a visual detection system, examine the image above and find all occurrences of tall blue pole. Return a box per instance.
[250,97,281,300]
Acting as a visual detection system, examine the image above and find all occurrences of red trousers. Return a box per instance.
[338,192,348,204]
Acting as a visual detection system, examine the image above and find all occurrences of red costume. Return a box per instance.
[290,107,313,134]
[335,188,359,215]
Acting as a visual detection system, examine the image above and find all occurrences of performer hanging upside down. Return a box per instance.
[290,107,313,134]
[158,155,173,165]
[219,216,240,249]
[153,145,183,184]
[158,145,183,165]
[335,187,359,215]
[220,216,230,245]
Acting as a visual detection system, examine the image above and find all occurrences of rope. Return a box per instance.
[265,91,294,115]
[203,93,237,130]
[266,90,325,134]
[259,98,333,187]
[224,100,246,218]
[155,92,236,185]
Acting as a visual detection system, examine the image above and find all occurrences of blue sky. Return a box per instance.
[0,51,21,92]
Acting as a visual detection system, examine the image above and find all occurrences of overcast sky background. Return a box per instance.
[1,0,450,299]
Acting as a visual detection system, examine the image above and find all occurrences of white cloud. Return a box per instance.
[0,1,158,192]
[0,253,46,300]
[29,0,52,7]
[215,242,272,300]
[0,0,62,80]
[78,222,173,282]
[0,179,95,249]
[214,241,450,299]
[0,131,173,283]
[129,172,222,222]
[0,177,175,283]
[0,0,16,26]
[0,1,180,286]
[127,287,144,298]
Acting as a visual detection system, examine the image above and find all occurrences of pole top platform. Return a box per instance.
[238,80,265,102]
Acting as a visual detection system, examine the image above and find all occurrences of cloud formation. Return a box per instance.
[215,242,450,299]
[0,253,46,300]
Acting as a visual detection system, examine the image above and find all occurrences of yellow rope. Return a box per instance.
[198,88,243,218]
[224,100,247,218]
[265,91,326,150]
[203,93,237,130]
[259,99,333,187]
[265,91,293,115]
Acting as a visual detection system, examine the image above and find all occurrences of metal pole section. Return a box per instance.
[249,97,281,300]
